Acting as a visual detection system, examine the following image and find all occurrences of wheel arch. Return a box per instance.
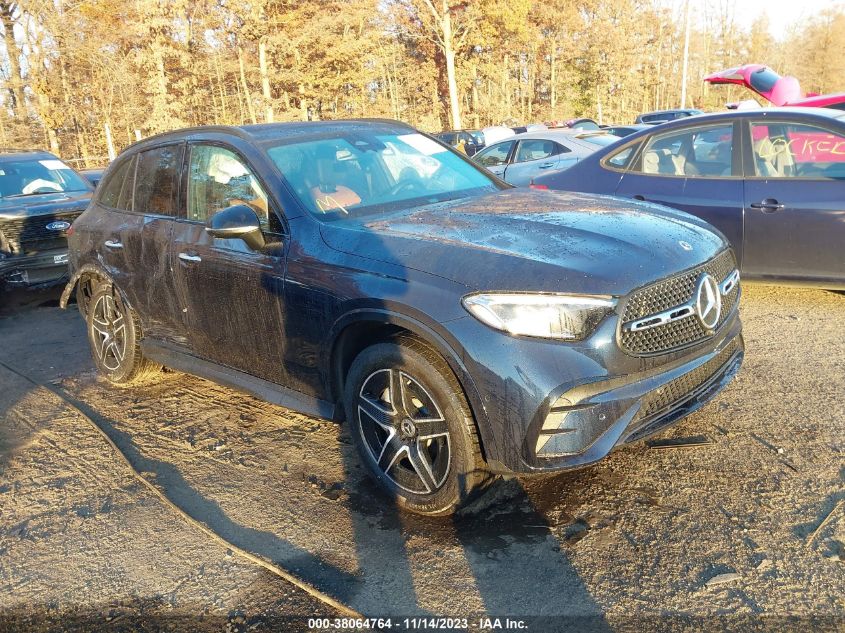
[59,262,115,315]
[326,309,496,464]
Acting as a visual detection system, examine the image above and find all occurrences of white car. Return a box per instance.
[473,130,621,186]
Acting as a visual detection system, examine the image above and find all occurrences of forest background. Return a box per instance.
[1,0,843,166]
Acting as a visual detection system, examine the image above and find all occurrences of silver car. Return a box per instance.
[473,130,620,186]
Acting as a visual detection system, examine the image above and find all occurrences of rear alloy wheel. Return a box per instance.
[86,285,160,384]
[345,337,488,515]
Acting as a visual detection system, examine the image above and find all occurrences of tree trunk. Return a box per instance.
[440,4,462,130]
[550,46,557,112]
[258,37,273,123]
[237,46,258,124]
[0,1,25,117]
[299,83,308,121]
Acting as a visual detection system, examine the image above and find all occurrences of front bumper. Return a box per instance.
[528,332,743,471]
[443,304,743,475]
[0,249,69,288]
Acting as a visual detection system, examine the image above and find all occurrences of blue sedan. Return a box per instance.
[535,107,845,289]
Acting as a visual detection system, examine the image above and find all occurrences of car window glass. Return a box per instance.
[188,145,270,225]
[750,122,845,179]
[99,157,135,210]
[476,141,514,167]
[514,139,557,163]
[637,124,733,177]
[605,144,638,169]
[133,145,180,215]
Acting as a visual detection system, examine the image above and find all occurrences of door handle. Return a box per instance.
[750,199,784,213]
[178,252,202,263]
[539,162,555,169]
[633,195,646,201]
[104,239,123,249]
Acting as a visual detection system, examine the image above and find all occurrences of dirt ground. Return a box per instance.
[0,284,843,632]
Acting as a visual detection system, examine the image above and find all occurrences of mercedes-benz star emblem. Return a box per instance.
[400,418,417,438]
[694,273,721,330]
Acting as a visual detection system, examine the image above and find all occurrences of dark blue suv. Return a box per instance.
[61,120,743,515]
[0,149,93,295]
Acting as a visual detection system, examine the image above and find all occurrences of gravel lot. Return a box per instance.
[0,284,843,632]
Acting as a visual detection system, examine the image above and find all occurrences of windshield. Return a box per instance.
[266,131,500,221]
[0,157,92,198]
[749,68,781,94]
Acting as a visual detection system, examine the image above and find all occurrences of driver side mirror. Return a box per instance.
[205,204,265,251]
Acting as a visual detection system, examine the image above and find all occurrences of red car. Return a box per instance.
[705,64,845,111]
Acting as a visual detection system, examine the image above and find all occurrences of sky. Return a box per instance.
[731,0,845,35]
[662,0,845,39]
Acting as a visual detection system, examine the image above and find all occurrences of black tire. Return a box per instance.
[75,276,97,319]
[86,285,161,384]
[344,336,490,516]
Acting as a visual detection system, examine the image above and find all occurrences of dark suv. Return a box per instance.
[61,120,743,515]
[0,149,93,295]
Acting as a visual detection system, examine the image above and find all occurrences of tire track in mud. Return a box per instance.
[0,358,362,621]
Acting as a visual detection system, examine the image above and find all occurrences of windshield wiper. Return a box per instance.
[4,191,66,198]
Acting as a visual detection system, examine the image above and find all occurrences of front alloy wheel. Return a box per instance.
[344,337,489,515]
[358,368,451,495]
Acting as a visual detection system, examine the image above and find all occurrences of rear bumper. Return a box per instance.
[0,249,69,288]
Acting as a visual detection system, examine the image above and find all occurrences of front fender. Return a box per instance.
[325,308,501,466]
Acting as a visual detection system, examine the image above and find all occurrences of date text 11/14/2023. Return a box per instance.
[307,617,529,630]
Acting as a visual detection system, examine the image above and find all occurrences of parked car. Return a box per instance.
[80,168,105,188]
[534,107,845,288]
[635,109,703,125]
[562,117,601,131]
[61,119,743,515]
[705,64,845,111]
[0,149,94,295]
[510,123,547,135]
[602,124,651,137]
[473,130,620,185]
[434,129,483,156]
[480,125,516,146]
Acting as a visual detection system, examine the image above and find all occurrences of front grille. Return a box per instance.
[0,211,81,254]
[619,249,738,355]
[637,337,740,422]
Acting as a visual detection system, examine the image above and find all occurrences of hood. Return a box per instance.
[0,190,92,218]
[320,189,728,297]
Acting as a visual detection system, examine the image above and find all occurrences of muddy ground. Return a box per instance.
[0,284,843,632]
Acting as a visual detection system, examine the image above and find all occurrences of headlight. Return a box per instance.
[461,293,616,341]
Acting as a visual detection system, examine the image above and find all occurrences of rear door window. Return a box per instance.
[99,156,136,211]
[636,124,734,177]
[514,139,563,163]
[133,145,182,216]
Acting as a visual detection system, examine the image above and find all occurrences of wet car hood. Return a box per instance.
[0,190,92,218]
[320,189,729,296]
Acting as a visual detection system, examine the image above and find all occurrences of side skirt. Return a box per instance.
[141,340,336,421]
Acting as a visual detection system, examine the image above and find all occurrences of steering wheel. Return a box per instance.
[387,178,426,197]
